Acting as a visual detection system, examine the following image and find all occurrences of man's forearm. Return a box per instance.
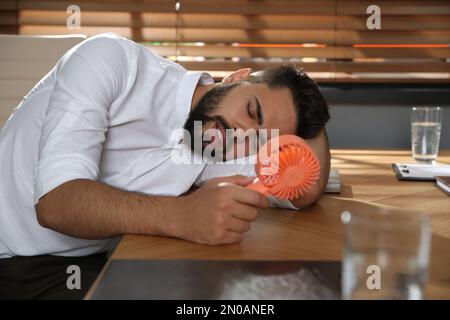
[35,179,183,239]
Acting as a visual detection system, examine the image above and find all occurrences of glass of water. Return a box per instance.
[411,107,442,163]
[341,208,431,300]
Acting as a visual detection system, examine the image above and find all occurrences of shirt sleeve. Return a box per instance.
[33,34,132,204]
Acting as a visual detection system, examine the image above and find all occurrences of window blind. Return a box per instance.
[2,0,450,83]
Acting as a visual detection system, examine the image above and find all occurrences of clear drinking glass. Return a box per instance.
[341,208,431,300]
[411,107,442,163]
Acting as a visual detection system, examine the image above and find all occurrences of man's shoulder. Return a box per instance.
[81,33,170,65]
[66,32,145,70]
[80,32,135,52]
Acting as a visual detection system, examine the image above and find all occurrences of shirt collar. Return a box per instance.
[171,72,213,144]
[176,71,214,125]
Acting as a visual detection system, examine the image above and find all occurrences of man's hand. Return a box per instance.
[175,175,270,245]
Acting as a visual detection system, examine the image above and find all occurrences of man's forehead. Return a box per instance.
[259,86,296,134]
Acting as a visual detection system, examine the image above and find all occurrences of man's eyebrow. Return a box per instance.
[254,96,264,126]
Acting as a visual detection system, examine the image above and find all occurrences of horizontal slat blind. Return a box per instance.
[5,0,450,82]
[0,0,19,34]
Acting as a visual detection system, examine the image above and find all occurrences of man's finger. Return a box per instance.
[228,217,252,233]
[231,187,270,209]
[220,231,244,245]
[230,203,259,221]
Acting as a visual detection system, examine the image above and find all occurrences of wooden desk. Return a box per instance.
[89,150,450,299]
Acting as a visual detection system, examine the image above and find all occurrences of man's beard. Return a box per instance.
[183,83,238,159]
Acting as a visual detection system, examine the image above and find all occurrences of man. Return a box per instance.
[0,33,330,299]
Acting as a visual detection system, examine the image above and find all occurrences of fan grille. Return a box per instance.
[256,136,320,200]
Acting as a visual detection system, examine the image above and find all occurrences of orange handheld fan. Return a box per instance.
[246,134,320,200]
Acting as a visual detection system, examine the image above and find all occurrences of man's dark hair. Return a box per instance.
[248,64,330,139]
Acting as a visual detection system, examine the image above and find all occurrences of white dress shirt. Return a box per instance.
[0,33,296,258]
[0,33,215,258]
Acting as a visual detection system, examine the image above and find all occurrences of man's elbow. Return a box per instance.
[35,179,83,229]
[290,181,324,209]
[35,195,52,229]
[35,185,66,230]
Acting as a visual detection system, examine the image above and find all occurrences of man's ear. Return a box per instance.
[222,68,252,84]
